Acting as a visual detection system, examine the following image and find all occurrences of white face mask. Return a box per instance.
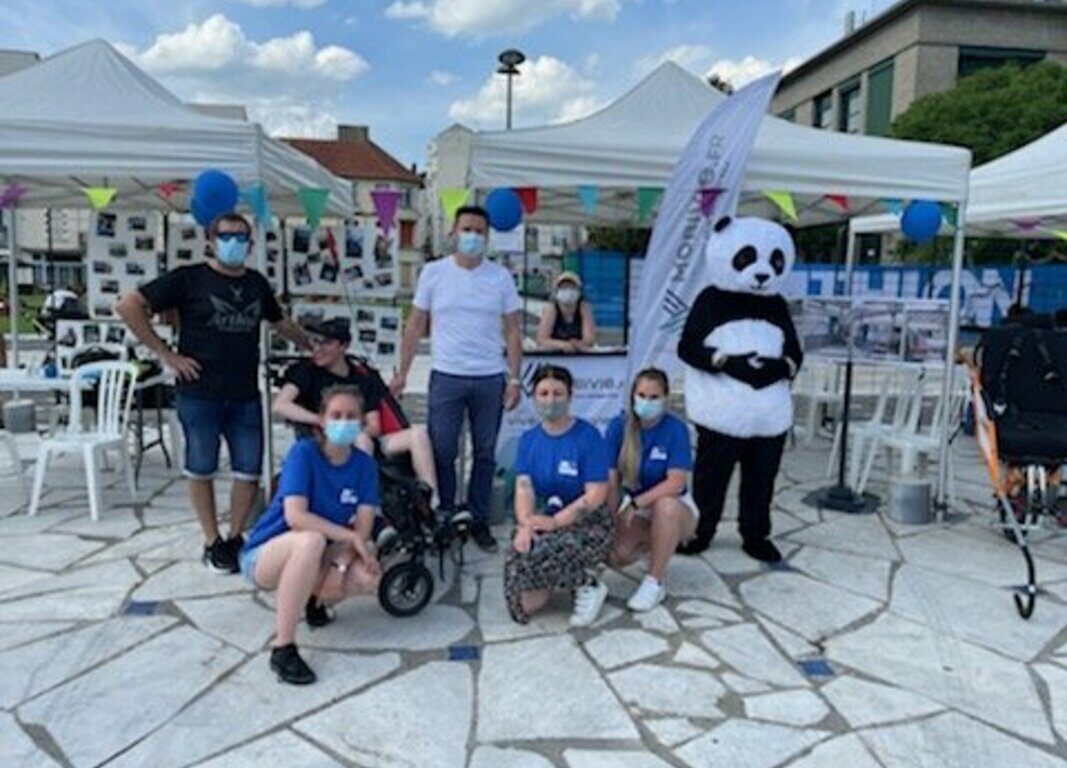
[556,287,580,305]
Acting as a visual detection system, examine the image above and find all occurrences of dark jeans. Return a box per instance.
[691,426,786,548]
[427,371,506,524]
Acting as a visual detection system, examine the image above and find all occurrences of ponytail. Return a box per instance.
[618,368,669,491]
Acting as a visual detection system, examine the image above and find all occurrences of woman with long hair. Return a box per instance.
[606,367,696,611]
[504,365,613,626]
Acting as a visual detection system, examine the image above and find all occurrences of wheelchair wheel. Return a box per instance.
[379,561,434,617]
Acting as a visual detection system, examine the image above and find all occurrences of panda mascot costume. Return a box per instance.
[676,216,802,563]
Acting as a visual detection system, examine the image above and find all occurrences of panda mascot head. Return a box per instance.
[705,215,795,297]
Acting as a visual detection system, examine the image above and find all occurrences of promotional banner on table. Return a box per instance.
[626,71,781,381]
[495,354,629,469]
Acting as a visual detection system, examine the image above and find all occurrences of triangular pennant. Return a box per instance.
[941,203,959,228]
[1053,230,1067,243]
[1012,218,1041,232]
[577,185,599,215]
[763,190,798,222]
[370,189,403,236]
[637,187,664,224]
[516,187,539,215]
[825,194,850,212]
[298,187,330,229]
[241,183,272,225]
[0,183,28,209]
[439,188,470,224]
[83,187,117,211]
[158,181,181,200]
[699,187,725,218]
[882,198,904,216]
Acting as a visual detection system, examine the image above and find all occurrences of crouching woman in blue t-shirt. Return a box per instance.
[240,385,381,685]
[505,365,613,627]
[606,367,697,612]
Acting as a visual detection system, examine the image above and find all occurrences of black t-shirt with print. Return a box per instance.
[282,358,385,415]
[140,264,282,400]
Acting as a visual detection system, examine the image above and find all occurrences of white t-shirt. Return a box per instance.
[413,256,521,376]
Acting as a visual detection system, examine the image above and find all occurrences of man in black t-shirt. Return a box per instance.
[117,213,310,573]
[272,317,441,507]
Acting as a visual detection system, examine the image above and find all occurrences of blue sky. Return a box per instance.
[0,0,891,167]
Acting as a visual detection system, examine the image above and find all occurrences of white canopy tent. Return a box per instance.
[850,121,1067,238]
[450,61,974,509]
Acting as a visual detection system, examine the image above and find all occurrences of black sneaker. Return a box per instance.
[305,597,334,629]
[270,643,316,685]
[470,521,498,553]
[742,539,783,564]
[225,534,244,573]
[203,537,239,574]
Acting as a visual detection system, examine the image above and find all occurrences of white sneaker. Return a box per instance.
[627,575,666,612]
[570,579,608,627]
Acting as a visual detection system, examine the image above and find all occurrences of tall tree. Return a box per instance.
[891,61,1067,165]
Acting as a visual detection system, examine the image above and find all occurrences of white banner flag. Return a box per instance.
[627,72,781,380]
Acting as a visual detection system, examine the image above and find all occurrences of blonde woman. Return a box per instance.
[606,368,697,611]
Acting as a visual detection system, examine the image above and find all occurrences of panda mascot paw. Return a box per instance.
[676,216,803,559]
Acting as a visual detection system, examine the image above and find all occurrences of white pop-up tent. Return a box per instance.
[443,61,974,508]
[851,121,1067,238]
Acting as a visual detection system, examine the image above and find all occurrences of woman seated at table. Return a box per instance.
[240,384,380,685]
[505,364,613,627]
[535,271,596,353]
[606,367,696,612]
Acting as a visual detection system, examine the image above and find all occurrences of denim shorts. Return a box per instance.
[176,394,263,480]
[239,542,264,587]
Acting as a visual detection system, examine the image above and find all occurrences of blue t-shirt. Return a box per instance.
[513,418,610,510]
[244,439,380,550]
[605,411,693,496]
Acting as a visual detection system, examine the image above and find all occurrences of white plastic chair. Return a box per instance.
[29,361,139,521]
[794,361,842,445]
[855,369,928,495]
[0,430,27,504]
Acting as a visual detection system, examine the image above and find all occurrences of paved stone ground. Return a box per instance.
[1,429,1066,768]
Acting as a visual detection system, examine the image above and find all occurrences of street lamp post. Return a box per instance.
[497,49,525,130]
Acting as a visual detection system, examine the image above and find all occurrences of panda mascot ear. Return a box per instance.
[713,216,732,233]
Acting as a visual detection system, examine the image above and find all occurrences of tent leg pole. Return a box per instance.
[254,217,273,500]
[7,204,19,369]
[936,206,968,518]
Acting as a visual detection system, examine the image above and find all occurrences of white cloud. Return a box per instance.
[244,97,339,137]
[123,14,367,80]
[635,43,714,76]
[428,69,458,86]
[387,0,629,37]
[384,1,430,20]
[705,54,803,89]
[449,54,600,128]
[234,0,328,7]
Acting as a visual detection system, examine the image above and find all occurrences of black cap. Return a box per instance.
[305,317,351,343]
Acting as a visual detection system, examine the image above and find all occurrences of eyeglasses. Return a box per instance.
[216,232,250,243]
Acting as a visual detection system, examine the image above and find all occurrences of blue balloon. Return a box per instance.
[192,169,239,217]
[901,200,943,242]
[485,188,523,232]
[190,197,214,228]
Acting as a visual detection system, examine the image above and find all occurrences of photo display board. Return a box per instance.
[290,300,401,368]
[286,216,398,300]
[87,212,164,319]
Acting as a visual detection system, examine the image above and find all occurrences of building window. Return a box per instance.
[813,92,833,129]
[399,220,415,249]
[958,46,1044,79]
[779,108,796,123]
[838,81,862,134]
[866,59,894,136]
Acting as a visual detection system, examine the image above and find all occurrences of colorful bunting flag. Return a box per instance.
[439,188,470,224]
[0,183,28,209]
[1053,230,1067,243]
[763,190,798,222]
[516,187,539,215]
[941,203,959,228]
[637,187,664,224]
[699,187,725,218]
[83,187,117,211]
[825,194,850,212]
[298,187,330,230]
[881,198,904,216]
[577,185,599,215]
[241,183,272,225]
[370,189,403,236]
[158,181,181,199]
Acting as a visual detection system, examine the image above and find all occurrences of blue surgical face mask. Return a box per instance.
[324,419,361,446]
[633,395,665,422]
[457,231,487,257]
[215,236,249,267]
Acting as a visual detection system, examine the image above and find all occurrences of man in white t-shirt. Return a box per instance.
[390,206,522,551]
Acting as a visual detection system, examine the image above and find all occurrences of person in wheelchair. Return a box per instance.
[240,385,381,685]
[272,318,443,511]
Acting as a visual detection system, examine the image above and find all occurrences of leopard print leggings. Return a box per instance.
[503,505,615,624]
